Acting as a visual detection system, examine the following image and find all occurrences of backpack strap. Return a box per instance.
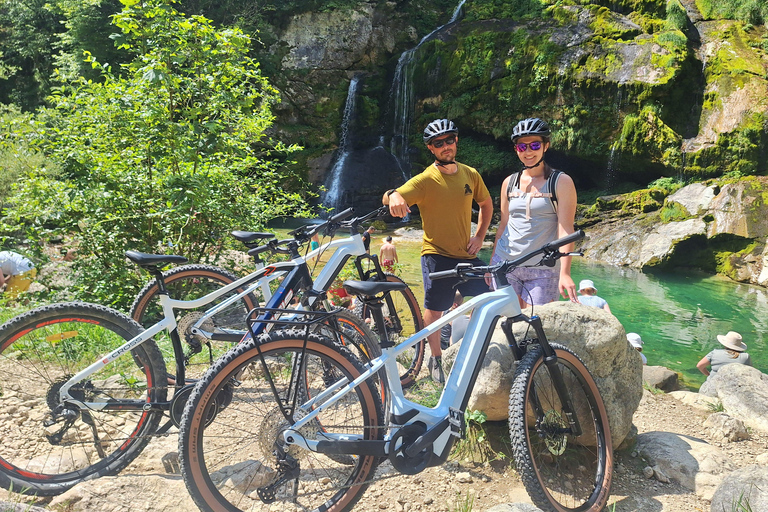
[507,169,562,213]
[547,169,562,208]
[506,172,521,198]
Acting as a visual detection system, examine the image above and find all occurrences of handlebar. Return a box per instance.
[429,230,586,281]
[253,206,387,259]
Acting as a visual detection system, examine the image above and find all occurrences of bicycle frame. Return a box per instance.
[280,282,524,464]
[56,231,367,412]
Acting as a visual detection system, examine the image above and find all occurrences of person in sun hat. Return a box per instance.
[626,332,647,365]
[577,279,611,313]
[696,331,752,396]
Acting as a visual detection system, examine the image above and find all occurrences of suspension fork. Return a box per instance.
[501,315,583,437]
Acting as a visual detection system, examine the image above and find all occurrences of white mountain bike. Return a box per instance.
[178,229,613,512]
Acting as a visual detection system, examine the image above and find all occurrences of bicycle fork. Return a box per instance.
[502,315,583,438]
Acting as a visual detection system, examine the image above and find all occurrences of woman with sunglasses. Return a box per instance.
[490,117,578,308]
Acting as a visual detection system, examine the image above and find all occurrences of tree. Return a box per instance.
[5,0,310,307]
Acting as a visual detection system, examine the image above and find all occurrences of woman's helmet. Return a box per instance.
[423,119,458,144]
[511,118,551,142]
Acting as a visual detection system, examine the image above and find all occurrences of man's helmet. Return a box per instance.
[511,118,551,142]
[423,119,458,144]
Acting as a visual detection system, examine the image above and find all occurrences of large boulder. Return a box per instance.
[636,431,735,501]
[642,365,679,392]
[709,465,768,512]
[706,363,768,433]
[443,301,642,447]
[585,177,768,286]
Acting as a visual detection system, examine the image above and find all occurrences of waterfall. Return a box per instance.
[605,87,624,191]
[387,0,466,181]
[322,76,360,211]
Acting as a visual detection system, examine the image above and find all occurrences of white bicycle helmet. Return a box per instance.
[423,119,458,144]
[511,118,551,142]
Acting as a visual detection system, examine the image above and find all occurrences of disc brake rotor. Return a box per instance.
[541,409,568,456]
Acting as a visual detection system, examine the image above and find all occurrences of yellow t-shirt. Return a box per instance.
[397,162,490,259]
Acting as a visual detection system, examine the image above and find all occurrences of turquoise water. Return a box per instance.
[571,259,768,389]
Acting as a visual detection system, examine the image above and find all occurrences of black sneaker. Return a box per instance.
[428,355,445,384]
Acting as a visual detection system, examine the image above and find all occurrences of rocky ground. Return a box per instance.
[1,387,765,512]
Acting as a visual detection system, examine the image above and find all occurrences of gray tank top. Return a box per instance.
[493,171,560,267]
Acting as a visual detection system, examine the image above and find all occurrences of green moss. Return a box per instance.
[617,106,682,167]
[659,201,691,222]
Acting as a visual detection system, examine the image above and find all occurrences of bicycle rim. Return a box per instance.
[0,303,167,495]
[180,330,383,512]
[509,344,612,512]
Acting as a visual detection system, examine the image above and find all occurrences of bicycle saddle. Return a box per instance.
[343,280,407,296]
[125,250,188,267]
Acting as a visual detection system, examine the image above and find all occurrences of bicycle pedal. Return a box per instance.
[448,407,464,439]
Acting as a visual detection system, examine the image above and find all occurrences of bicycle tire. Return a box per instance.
[353,273,425,387]
[508,343,612,512]
[129,264,259,378]
[0,302,167,496]
[180,329,383,512]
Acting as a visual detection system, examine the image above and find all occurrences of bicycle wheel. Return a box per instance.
[0,302,167,496]
[180,329,383,512]
[129,264,259,378]
[354,273,425,387]
[508,343,612,512]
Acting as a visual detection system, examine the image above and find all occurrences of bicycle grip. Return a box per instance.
[429,269,457,280]
[330,208,355,223]
[546,229,585,250]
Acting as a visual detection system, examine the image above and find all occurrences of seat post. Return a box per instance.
[364,298,394,349]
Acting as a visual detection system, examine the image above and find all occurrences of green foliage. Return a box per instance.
[449,491,476,512]
[0,0,62,109]
[706,399,725,412]
[696,0,768,26]
[648,176,684,192]
[456,137,515,179]
[464,0,544,21]
[665,0,688,32]
[4,0,310,308]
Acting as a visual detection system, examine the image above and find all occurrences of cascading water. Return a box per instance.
[387,0,466,181]
[322,76,360,211]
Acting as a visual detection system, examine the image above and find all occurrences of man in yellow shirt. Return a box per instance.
[383,119,493,383]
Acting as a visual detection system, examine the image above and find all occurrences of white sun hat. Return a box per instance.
[716,331,747,352]
[626,332,643,350]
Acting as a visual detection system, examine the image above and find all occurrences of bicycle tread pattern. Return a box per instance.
[508,343,612,512]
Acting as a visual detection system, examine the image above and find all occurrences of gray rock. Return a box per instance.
[703,412,749,442]
[710,363,768,433]
[584,178,768,287]
[636,431,734,500]
[666,182,717,216]
[0,502,48,512]
[668,390,720,411]
[642,365,679,392]
[710,465,768,512]
[444,301,642,448]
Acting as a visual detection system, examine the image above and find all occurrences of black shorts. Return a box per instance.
[421,254,491,312]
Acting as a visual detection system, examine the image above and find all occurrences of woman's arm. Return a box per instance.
[491,175,511,257]
[696,356,710,376]
[555,173,578,301]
